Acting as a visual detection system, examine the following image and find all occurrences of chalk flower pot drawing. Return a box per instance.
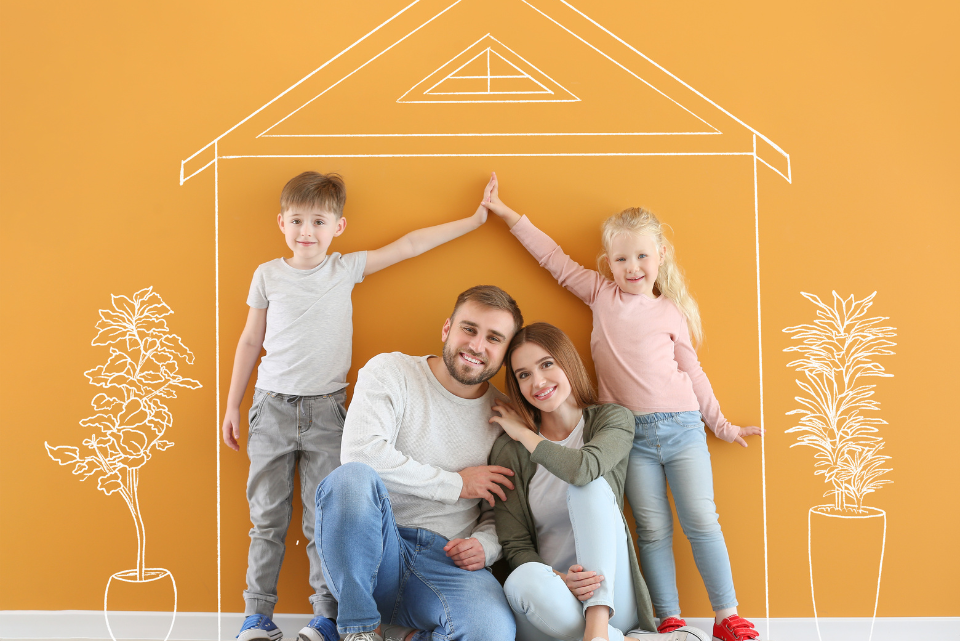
[45,287,199,641]
[783,291,895,640]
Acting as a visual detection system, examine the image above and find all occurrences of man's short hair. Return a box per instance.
[280,171,347,218]
[450,285,524,335]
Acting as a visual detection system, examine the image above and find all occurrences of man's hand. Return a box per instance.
[559,564,604,601]
[222,409,241,452]
[733,425,764,448]
[458,465,515,507]
[443,537,486,571]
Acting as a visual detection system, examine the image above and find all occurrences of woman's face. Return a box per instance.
[510,341,576,414]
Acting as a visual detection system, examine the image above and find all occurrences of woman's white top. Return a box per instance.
[529,415,585,571]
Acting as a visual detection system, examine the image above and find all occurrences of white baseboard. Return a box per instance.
[1,611,958,641]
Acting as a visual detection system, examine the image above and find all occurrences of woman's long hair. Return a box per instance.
[596,207,704,347]
[504,322,598,430]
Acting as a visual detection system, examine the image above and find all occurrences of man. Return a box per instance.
[315,285,523,641]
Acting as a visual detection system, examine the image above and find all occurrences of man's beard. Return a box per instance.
[442,341,498,386]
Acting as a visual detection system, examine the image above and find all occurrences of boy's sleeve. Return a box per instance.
[340,355,464,503]
[673,315,738,443]
[246,265,268,309]
[510,216,605,306]
[344,251,368,284]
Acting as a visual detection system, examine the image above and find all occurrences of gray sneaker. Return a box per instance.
[626,627,711,641]
[343,633,383,641]
[381,624,416,641]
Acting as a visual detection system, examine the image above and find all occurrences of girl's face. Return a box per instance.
[510,342,577,415]
[605,232,663,298]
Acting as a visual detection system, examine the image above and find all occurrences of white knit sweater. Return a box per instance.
[341,352,507,566]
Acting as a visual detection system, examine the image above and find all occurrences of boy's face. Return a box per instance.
[277,206,346,268]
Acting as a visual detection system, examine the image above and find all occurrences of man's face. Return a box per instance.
[441,300,516,386]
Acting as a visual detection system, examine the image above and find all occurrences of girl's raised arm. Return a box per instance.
[482,172,606,306]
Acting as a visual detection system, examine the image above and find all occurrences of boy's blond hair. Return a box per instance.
[280,171,347,218]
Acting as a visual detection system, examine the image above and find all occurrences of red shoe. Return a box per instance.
[658,617,688,633]
[713,615,759,641]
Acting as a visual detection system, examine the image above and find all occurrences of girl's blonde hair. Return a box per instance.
[597,207,704,347]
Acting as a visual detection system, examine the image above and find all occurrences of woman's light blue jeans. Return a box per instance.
[624,411,737,618]
[315,462,515,641]
[503,478,639,641]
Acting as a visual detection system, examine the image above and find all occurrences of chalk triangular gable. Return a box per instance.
[181,0,790,183]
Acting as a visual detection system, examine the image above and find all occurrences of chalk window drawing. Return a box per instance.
[398,34,578,102]
[44,287,200,641]
[783,291,895,641]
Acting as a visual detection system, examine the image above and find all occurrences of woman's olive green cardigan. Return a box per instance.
[488,403,656,633]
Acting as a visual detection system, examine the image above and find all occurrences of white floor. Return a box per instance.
[1,611,958,641]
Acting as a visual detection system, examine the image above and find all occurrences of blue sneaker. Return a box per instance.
[298,616,339,641]
[237,614,283,641]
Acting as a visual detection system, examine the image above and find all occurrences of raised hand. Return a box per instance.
[480,172,521,227]
[733,425,764,448]
[458,464,516,507]
[489,399,532,441]
[443,537,486,571]
[560,564,604,601]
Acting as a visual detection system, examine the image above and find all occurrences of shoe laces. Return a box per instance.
[658,617,687,633]
[719,615,759,640]
[239,615,276,633]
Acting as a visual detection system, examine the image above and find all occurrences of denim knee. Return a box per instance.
[504,562,555,612]
[315,461,385,510]
[678,505,721,540]
[634,514,673,544]
[566,477,613,507]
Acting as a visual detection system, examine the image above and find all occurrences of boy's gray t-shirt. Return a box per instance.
[247,252,367,396]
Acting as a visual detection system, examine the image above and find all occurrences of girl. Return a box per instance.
[482,174,762,641]
[489,323,707,641]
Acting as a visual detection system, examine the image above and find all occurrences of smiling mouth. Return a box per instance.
[460,352,485,366]
[533,386,556,401]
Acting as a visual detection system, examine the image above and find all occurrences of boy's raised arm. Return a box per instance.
[363,203,487,277]
[222,306,267,451]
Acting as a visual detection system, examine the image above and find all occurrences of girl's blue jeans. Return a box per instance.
[503,478,639,641]
[315,462,516,640]
[624,411,738,618]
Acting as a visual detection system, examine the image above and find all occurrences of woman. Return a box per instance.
[489,323,707,641]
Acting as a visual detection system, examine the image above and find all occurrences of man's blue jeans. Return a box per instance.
[315,462,516,640]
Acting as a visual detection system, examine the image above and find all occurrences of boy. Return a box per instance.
[221,171,489,641]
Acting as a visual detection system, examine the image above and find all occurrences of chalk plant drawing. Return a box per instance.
[45,287,200,641]
[783,291,895,641]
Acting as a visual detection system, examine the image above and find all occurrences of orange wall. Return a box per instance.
[1,0,957,618]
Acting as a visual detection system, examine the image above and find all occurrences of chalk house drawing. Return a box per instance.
[179,1,791,635]
[45,287,201,641]
[783,291,896,641]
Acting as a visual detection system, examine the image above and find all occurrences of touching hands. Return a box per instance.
[443,537,486,571]
[222,409,241,451]
[480,172,521,227]
[458,465,516,507]
[733,425,764,448]
[559,564,604,601]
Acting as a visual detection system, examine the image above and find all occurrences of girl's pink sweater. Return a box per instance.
[512,216,738,443]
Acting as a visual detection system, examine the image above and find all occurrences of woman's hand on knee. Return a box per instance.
[560,564,604,601]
